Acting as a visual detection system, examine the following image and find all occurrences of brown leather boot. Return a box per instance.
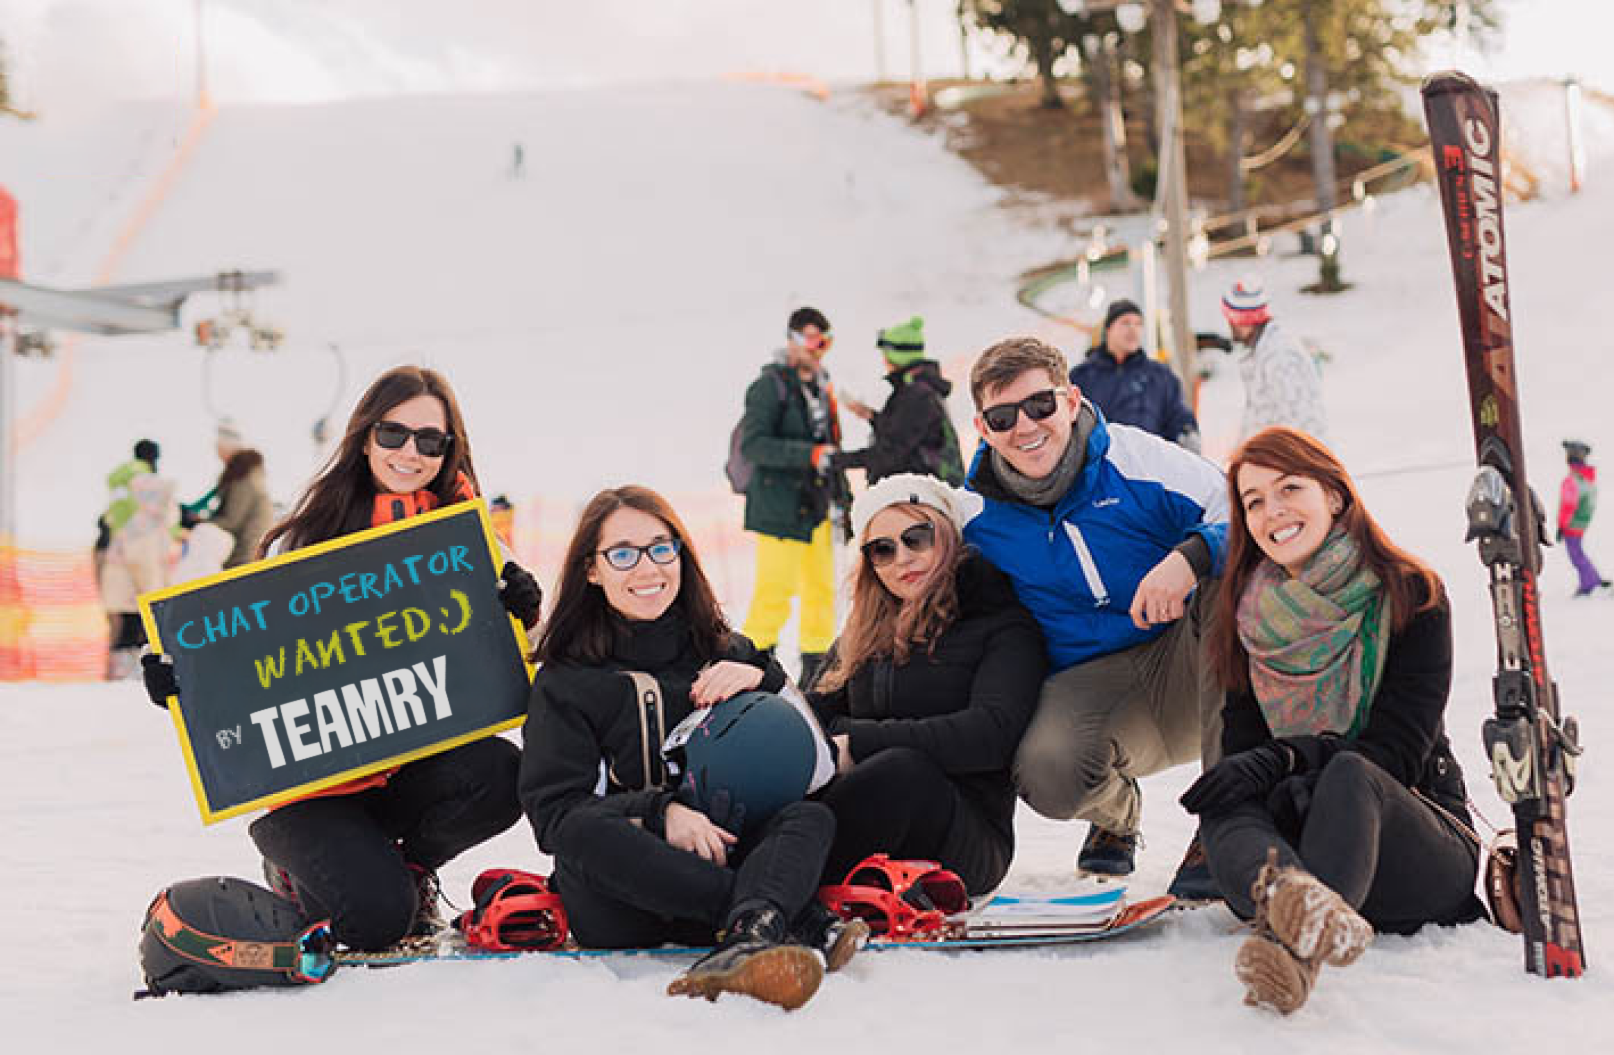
[667,905,824,1011]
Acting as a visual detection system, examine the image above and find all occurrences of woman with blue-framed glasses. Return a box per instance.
[518,485,856,1010]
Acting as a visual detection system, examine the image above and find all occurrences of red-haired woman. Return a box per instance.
[811,474,1045,897]
[1181,428,1483,1014]
[518,486,851,1011]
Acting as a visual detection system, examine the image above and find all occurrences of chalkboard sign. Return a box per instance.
[139,500,532,824]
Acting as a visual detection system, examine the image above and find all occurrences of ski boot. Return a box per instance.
[794,898,870,973]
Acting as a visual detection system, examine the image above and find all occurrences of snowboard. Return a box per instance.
[333,892,1176,968]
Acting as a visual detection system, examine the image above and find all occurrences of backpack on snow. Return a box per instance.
[724,368,790,495]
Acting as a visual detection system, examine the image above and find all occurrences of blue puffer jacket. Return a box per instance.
[1069,346,1198,446]
[959,405,1227,672]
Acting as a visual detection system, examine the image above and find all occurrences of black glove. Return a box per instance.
[1179,741,1295,816]
[141,652,178,709]
[499,561,542,628]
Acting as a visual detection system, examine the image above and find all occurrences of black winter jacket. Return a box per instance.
[1069,346,1198,447]
[1221,585,1472,828]
[836,360,965,486]
[518,610,786,858]
[809,553,1046,851]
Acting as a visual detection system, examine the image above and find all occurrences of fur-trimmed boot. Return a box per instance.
[667,903,824,1011]
[1234,850,1373,1014]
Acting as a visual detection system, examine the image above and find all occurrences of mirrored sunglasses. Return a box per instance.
[791,328,833,351]
[599,537,682,571]
[372,420,452,458]
[981,389,1061,433]
[860,521,936,568]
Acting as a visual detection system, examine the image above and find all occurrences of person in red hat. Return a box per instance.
[1222,278,1328,442]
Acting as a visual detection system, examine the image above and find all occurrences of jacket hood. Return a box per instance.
[886,358,951,397]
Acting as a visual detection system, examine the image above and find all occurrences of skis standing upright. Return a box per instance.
[1421,72,1585,979]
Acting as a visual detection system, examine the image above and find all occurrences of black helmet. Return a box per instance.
[138,877,335,996]
[665,691,827,836]
[133,438,160,465]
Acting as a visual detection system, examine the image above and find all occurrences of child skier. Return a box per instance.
[1558,439,1609,597]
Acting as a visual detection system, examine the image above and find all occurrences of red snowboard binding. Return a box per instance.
[455,868,569,952]
[817,854,968,941]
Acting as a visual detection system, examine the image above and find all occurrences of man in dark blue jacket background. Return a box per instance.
[1070,299,1201,452]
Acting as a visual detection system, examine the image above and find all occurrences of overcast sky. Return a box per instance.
[1,0,1607,111]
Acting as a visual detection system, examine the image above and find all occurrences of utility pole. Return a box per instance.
[1151,0,1195,392]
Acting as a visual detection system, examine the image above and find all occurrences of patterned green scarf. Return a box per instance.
[1236,527,1390,739]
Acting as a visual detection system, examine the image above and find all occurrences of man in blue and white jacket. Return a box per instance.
[956,336,1227,898]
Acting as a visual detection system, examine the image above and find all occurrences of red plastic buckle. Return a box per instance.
[455,868,569,952]
[817,854,968,941]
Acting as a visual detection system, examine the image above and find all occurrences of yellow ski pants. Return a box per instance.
[741,520,836,653]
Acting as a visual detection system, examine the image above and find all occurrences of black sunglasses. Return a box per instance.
[598,537,682,572]
[373,421,452,458]
[860,521,936,568]
[981,389,1061,433]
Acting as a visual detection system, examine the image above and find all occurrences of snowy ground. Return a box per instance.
[2,79,1611,1049]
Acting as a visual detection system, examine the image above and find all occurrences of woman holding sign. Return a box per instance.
[520,486,852,1011]
[145,366,543,953]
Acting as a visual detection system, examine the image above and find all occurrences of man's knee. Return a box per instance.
[1014,734,1113,820]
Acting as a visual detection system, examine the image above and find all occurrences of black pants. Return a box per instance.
[1200,751,1480,934]
[816,746,1010,898]
[248,736,521,950]
[552,799,834,949]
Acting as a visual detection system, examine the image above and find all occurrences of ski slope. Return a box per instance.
[2,79,1611,1050]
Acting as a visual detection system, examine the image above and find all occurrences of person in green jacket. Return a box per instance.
[737,306,849,688]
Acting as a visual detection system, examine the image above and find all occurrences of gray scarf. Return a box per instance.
[990,403,1093,508]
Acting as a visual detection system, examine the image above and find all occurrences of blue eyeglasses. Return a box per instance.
[599,537,681,571]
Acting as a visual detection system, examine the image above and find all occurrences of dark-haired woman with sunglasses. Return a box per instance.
[810,474,1046,897]
[143,366,542,953]
[518,485,853,1011]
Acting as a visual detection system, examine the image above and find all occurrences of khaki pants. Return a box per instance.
[1013,581,1222,835]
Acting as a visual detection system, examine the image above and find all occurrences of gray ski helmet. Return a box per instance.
[668,691,818,835]
[1564,439,1592,462]
[138,876,334,996]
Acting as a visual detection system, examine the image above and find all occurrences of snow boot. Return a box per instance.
[667,903,823,1011]
[1251,850,1372,967]
[793,898,870,973]
[1234,849,1372,1014]
[1166,830,1221,903]
[1234,933,1318,1015]
[1077,824,1140,877]
[407,863,447,937]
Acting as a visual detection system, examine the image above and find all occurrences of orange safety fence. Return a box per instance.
[0,489,765,683]
[0,544,108,681]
